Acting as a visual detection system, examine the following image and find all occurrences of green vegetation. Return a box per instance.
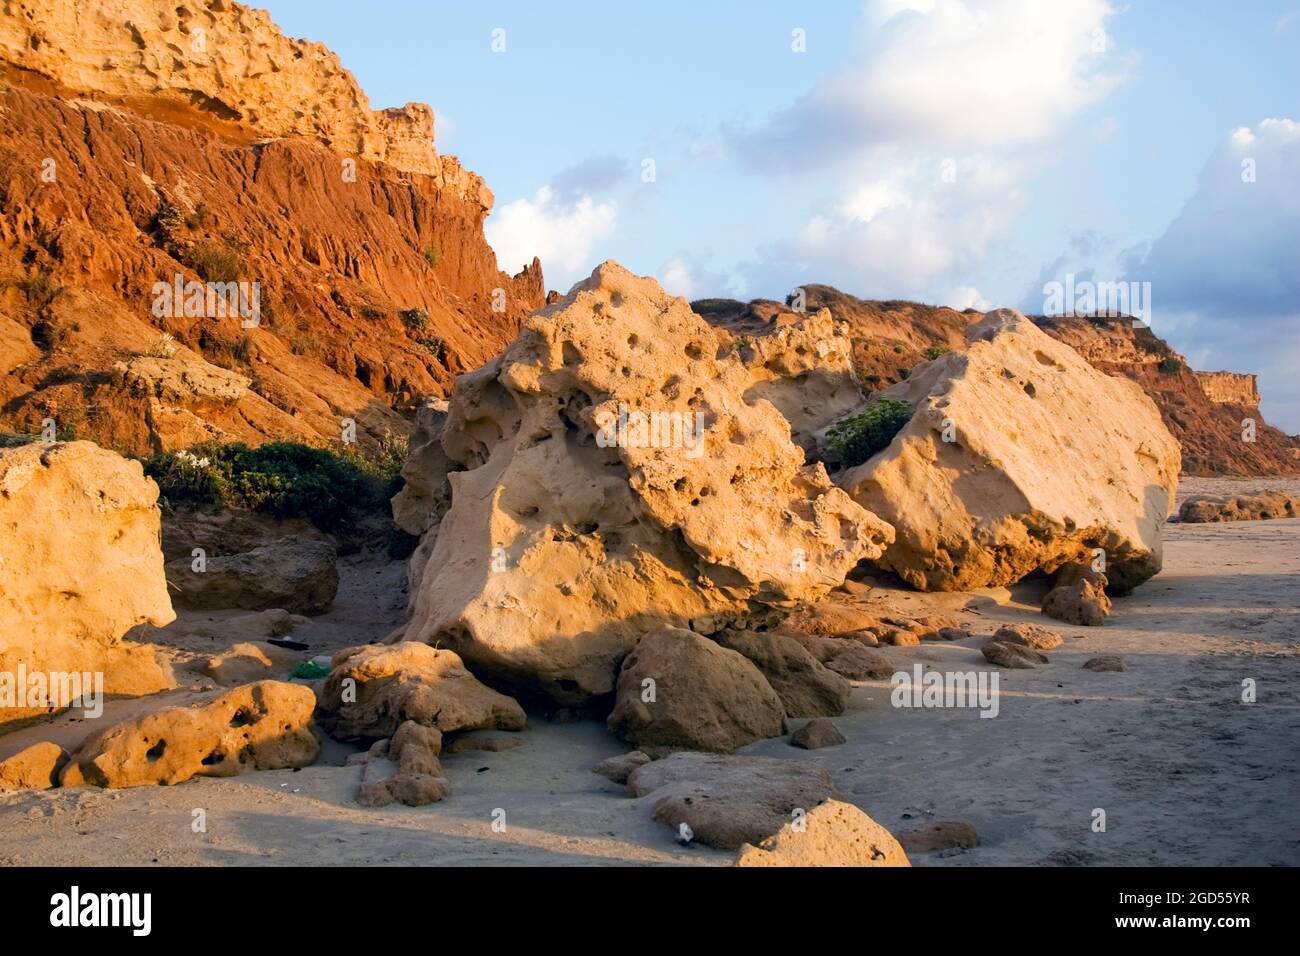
[143,439,407,532]
[825,399,913,467]
[186,240,243,283]
[1158,355,1182,374]
[399,308,430,334]
[18,267,64,315]
[424,244,442,268]
[689,298,738,317]
[892,343,905,354]
[923,345,951,360]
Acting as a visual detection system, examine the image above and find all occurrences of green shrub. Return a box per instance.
[1158,356,1182,374]
[923,345,951,360]
[18,268,64,315]
[825,399,913,467]
[424,244,441,268]
[399,308,430,334]
[143,440,404,532]
[187,240,243,283]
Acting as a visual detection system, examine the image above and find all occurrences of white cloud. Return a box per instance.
[659,254,731,300]
[486,186,617,289]
[742,0,1128,170]
[739,0,1127,300]
[1123,118,1300,431]
[943,285,992,311]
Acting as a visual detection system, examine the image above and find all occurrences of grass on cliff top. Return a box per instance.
[826,399,913,468]
[143,439,406,532]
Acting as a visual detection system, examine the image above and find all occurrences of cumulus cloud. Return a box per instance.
[659,253,731,300]
[740,0,1127,173]
[943,285,992,311]
[550,154,629,202]
[486,185,618,290]
[738,0,1127,300]
[744,153,1030,297]
[1122,118,1300,431]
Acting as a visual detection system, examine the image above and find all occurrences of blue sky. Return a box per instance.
[260,1,1300,430]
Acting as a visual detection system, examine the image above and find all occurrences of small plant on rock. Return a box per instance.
[825,399,913,467]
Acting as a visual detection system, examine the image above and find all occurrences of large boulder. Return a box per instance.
[399,261,893,703]
[315,642,526,740]
[736,800,910,867]
[714,630,851,717]
[60,680,319,788]
[732,309,865,455]
[837,310,1180,593]
[165,535,339,614]
[607,627,788,756]
[390,398,454,536]
[627,751,837,850]
[0,441,175,727]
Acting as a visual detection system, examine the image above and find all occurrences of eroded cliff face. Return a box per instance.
[0,0,544,454]
[0,0,458,179]
[1037,316,1297,477]
[1195,371,1260,408]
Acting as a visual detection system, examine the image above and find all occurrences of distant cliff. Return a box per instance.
[695,292,1298,477]
[0,0,544,454]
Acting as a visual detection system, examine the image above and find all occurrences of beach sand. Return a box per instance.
[2,483,1296,867]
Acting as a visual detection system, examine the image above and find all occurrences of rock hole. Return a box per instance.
[146,740,166,762]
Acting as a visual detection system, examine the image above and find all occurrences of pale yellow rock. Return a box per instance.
[115,354,250,405]
[0,441,175,728]
[735,309,864,455]
[316,642,526,740]
[60,680,318,788]
[0,742,68,790]
[736,799,911,867]
[390,398,453,536]
[838,309,1180,593]
[401,261,894,703]
[0,0,485,194]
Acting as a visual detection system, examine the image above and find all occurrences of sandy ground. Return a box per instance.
[2,482,1297,867]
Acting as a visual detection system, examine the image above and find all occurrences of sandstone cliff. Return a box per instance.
[0,0,545,454]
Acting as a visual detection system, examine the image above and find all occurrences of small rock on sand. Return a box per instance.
[591,751,652,784]
[736,800,910,867]
[898,819,979,853]
[982,640,1049,669]
[1083,655,1127,672]
[994,622,1064,650]
[790,718,846,750]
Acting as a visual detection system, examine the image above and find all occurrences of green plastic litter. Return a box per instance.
[291,661,331,680]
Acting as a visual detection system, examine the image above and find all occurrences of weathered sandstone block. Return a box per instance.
[400,261,893,703]
[0,441,175,727]
[60,680,318,788]
[838,310,1180,593]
